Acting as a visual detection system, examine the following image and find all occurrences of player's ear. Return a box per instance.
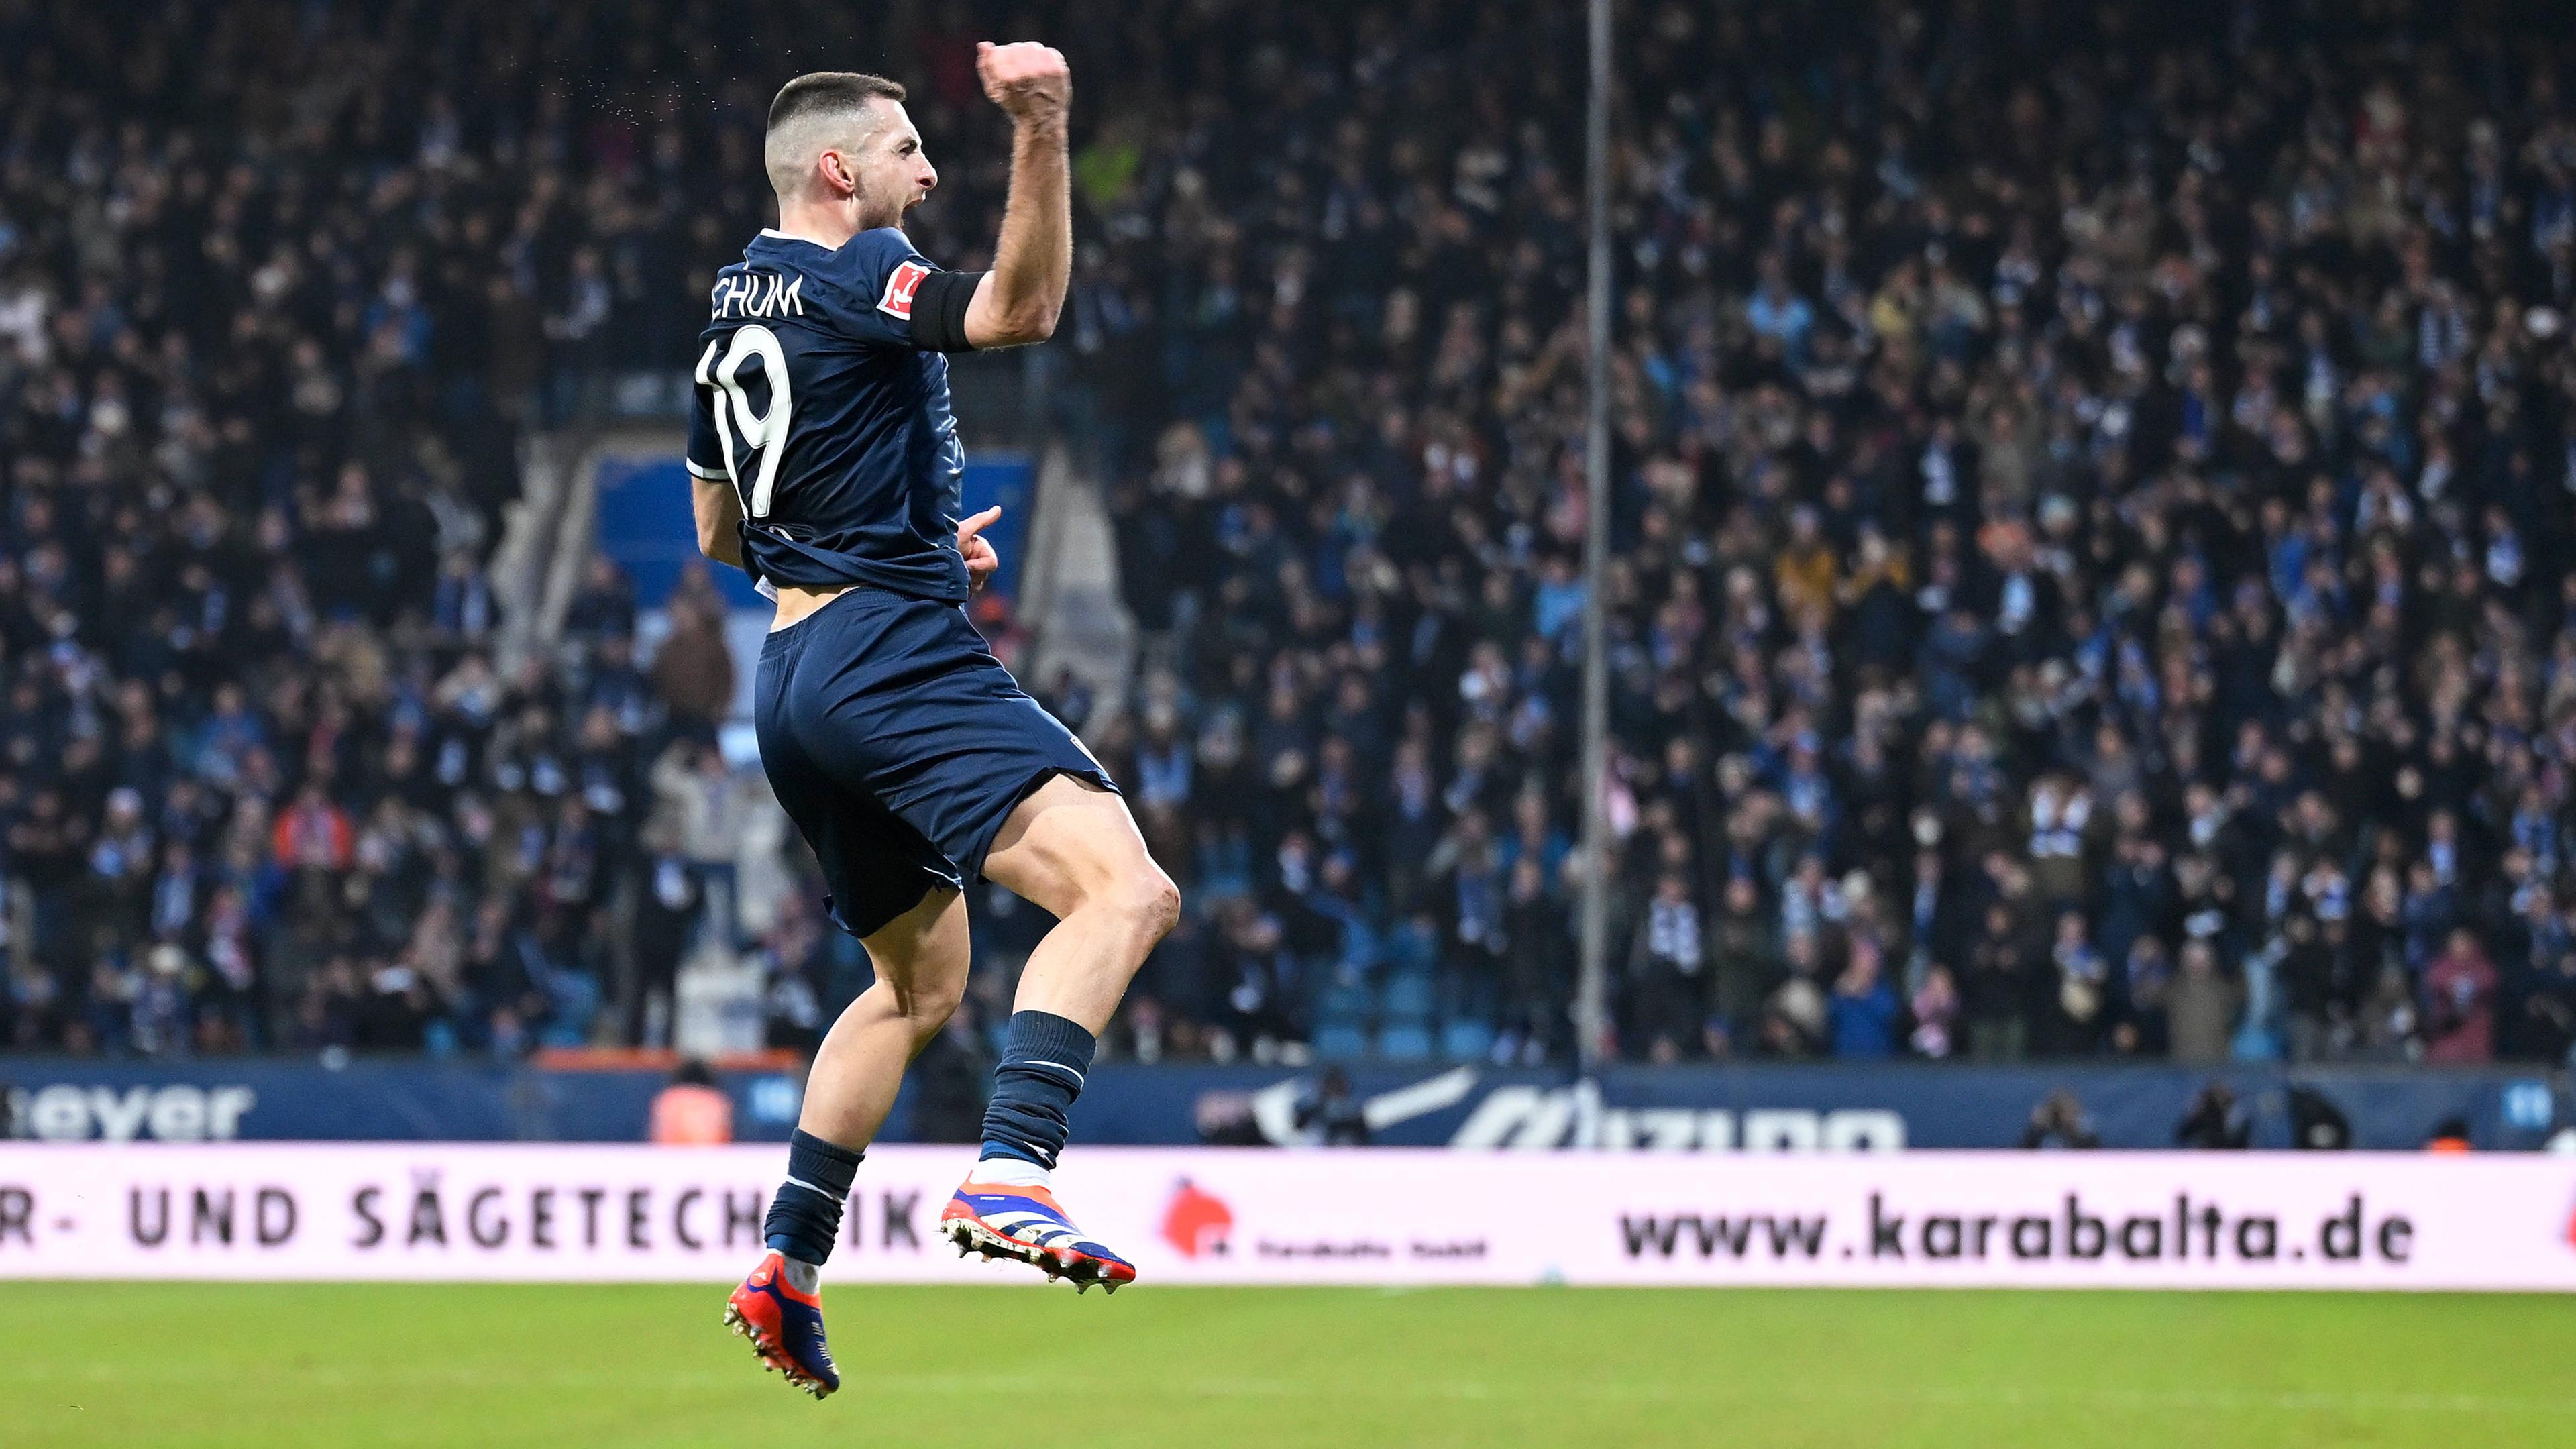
[817,147,857,198]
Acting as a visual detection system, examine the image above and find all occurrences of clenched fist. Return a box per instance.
[977,41,1069,123]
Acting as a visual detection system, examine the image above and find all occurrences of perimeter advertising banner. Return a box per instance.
[3,1145,2572,1291]
[7,1061,2565,1150]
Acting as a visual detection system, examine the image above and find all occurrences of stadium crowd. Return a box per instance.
[6,0,2576,1073]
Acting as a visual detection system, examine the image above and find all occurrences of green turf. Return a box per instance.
[1,1282,2569,1448]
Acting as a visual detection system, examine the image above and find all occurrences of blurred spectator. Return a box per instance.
[649,576,737,736]
[2287,1085,2354,1150]
[649,1059,735,1145]
[1963,906,2037,1061]
[1294,1067,1373,1146]
[2019,1089,2101,1150]
[2167,941,2242,1065]
[625,821,705,1049]
[2422,930,2500,1064]
[1191,1091,1268,1147]
[1628,873,1706,1062]
[2174,1081,2252,1149]
[1907,963,1959,1059]
[1827,940,1899,1059]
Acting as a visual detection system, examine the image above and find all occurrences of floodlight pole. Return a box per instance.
[1573,0,1614,1082]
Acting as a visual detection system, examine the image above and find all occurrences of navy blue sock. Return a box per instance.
[765,1130,863,1264]
[978,1011,1097,1170]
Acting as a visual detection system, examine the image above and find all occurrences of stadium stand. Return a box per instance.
[5,0,2576,1074]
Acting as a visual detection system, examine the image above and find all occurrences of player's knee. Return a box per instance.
[895,975,967,1032]
[1119,865,1181,944]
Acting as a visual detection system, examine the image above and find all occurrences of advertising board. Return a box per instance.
[4,1144,2568,1291]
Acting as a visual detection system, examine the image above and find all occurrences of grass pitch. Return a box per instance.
[1,1282,2567,1448]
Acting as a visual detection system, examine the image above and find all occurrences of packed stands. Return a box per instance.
[5,0,2574,1071]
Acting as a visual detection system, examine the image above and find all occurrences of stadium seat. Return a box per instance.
[1379,972,1436,1020]
[1440,1019,1495,1061]
[1319,979,1375,1022]
[1312,1023,1371,1059]
[1375,1023,1434,1060]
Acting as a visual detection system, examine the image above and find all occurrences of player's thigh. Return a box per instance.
[762,723,954,938]
[804,598,1135,902]
[982,773,1173,921]
[858,883,970,1019]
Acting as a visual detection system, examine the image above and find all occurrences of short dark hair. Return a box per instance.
[767,72,906,135]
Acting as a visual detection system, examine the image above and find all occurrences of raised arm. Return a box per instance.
[963,41,1071,349]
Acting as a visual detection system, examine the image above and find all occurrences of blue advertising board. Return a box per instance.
[1,1059,2563,1152]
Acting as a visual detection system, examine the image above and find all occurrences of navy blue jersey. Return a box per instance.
[688,228,969,602]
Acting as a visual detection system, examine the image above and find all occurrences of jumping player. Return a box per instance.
[698,47,1179,1399]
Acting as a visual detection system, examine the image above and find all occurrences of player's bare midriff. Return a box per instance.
[769,581,857,630]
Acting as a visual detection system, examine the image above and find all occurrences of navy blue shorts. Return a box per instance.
[753,588,1116,939]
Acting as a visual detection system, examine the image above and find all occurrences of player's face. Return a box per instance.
[848,101,938,227]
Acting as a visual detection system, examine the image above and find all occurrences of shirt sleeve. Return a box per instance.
[686,334,730,482]
[828,228,947,350]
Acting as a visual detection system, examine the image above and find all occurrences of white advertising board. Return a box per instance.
[1,1144,2569,1291]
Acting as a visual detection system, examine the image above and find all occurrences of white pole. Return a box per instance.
[1574,0,1614,1077]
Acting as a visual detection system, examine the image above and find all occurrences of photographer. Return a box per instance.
[1293,1067,1373,1147]
[2018,1089,2100,1149]
[2174,1081,2251,1149]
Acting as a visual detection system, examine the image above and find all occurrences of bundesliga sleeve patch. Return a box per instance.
[879,259,932,319]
